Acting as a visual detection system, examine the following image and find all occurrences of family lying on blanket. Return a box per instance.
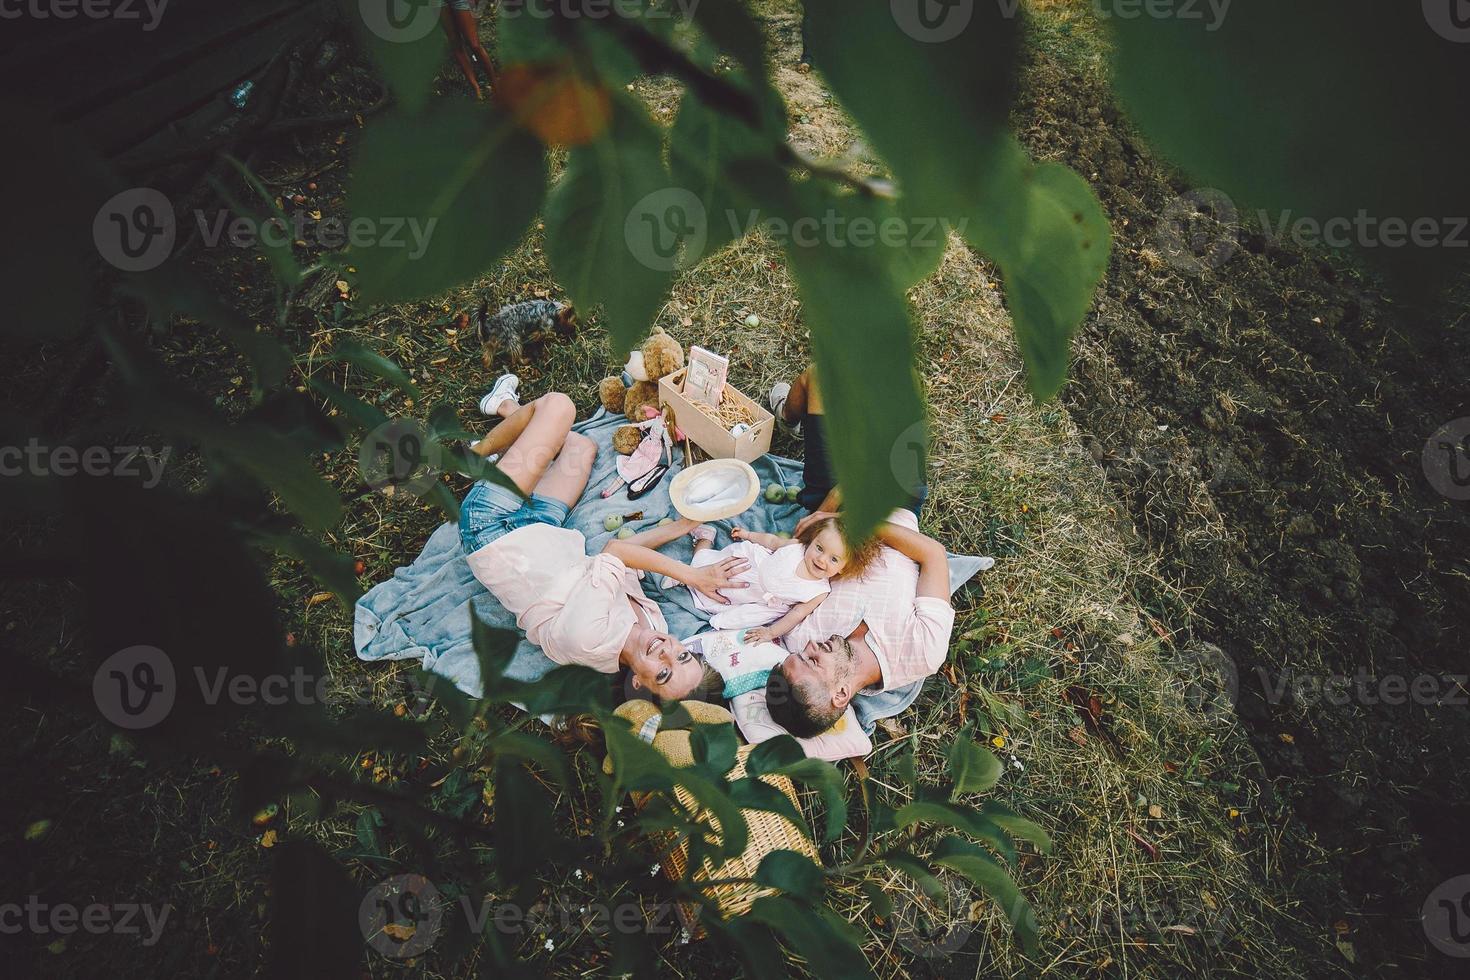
[451,368,960,746]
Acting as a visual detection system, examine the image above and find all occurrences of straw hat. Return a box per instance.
[669,458,760,522]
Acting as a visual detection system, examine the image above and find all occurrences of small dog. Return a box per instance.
[474,298,577,370]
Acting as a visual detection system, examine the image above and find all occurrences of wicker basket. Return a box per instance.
[604,702,819,936]
[639,743,818,935]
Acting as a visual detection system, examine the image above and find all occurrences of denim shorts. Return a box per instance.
[459,480,571,554]
[442,0,474,11]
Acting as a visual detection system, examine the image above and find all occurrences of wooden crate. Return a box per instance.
[658,368,774,463]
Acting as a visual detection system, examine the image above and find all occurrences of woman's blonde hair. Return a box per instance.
[794,515,880,581]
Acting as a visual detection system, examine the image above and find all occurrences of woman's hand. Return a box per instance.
[743,626,776,645]
[685,556,750,605]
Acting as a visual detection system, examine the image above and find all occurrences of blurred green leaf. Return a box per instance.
[745,735,807,776]
[860,880,893,920]
[928,835,1040,953]
[544,101,673,352]
[330,339,422,400]
[756,849,825,903]
[946,733,1003,796]
[726,776,805,832]
[979,801,1053,855]
[252,531,363,606]
[350,0,448,111]
[892,799,1017,866]
[690,721,739,779]
[747,895,875,979]
[804,0,1110,400]
[346,102,547,304]
[1109,1,1470,292]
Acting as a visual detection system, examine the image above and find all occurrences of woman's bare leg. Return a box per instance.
[529,431,597,508]
[441,8,483,100]
[469,397,534,458]
[452,8,498,92]
[488,391,577,496]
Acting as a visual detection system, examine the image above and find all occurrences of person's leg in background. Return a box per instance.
[440,3,483,101]
[526,430,596,510]
[450,2,498,95]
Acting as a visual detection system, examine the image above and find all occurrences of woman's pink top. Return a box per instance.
[465,524,665,671]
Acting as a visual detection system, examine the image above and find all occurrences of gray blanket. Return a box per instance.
[355,408,989,697]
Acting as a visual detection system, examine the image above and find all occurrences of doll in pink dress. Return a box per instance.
[685,516,877,640]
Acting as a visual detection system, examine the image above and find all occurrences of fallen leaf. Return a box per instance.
[1279,733,1295,744]
[991,735,1006,749]
[259,830,278,848]
[1125,826,1158,861]
[382,922,416,942]
[307,592,334,607]
[1067,727,1088,747]
[1201,890,1217,911]
[1147,804,1163,819]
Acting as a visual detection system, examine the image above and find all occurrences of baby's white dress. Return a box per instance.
[687,541,830,630]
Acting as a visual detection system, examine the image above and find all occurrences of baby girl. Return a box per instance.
[684,516,876,641]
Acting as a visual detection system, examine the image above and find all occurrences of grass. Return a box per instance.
[14,1,1347,976]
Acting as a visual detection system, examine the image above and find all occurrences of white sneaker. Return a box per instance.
[479,374,520,417]
[768,382,801,436]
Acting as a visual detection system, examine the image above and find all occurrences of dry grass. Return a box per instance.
[189,2,1344,976]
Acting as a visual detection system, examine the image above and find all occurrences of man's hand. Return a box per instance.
[685,556,750,605]
[794,509,837,537]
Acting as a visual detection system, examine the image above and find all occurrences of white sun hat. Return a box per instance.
[669,458,761,522]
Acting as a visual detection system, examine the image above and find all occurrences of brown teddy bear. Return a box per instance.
[598,326,684,421]
[599,327,686,454]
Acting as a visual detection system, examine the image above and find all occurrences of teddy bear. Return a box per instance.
[599,326,685,454]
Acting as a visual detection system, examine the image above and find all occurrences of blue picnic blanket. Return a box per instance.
[354,408,989,697]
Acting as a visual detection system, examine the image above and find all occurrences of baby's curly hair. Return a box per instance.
[795,515,881,581]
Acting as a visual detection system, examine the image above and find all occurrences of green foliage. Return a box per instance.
[345,102,547,304]
[543,101,675,352]
[802,0,1111,401]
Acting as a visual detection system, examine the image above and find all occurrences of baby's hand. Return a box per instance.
[731,526,747,541]
[743,626,775,645]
